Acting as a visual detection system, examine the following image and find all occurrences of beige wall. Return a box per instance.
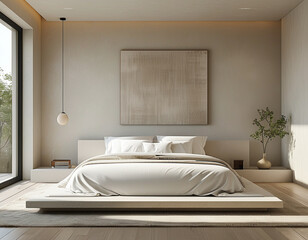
[41,21,281,166]
[0,0,42,179]
[282,0,308,186]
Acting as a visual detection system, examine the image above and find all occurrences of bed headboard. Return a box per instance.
[78,140,250,168]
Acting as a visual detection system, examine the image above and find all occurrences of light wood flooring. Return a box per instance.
[1,181,308,239]
[1,227,308,240]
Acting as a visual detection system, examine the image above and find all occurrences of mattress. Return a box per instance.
[58,153,244,196]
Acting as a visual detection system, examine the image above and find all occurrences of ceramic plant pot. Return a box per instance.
[257,153,271,169]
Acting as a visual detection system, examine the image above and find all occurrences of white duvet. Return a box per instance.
[59,153,244,196]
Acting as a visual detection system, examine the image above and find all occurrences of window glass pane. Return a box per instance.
[0,21,17,183]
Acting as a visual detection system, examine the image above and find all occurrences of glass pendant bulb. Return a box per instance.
[57,112,69,125]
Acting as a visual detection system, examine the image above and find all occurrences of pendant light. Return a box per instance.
[57,17,69,125]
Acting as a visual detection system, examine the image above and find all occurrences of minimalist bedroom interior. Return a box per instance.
[0,0,308,239]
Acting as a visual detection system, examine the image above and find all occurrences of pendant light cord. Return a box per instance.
[61,19,65,113]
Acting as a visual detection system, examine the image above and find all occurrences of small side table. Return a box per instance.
[31,167,75,183]
[236,167,293,182]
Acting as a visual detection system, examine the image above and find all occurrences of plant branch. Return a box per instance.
[261,131,265,153]
[250,107,289,155]
[0,136,10,150]
[264,137,271,154]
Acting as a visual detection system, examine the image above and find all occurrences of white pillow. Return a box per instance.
[121,140,148,153]
[104,136,154,154]
[143,142,172,153]
[157,136,207,155]
[171,141,193,153]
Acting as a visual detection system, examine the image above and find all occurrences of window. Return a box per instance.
[0,12,22,189]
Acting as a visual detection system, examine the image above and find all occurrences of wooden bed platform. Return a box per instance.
[26,179,283,211]
[26,140,283,211]
[26,195,283,211]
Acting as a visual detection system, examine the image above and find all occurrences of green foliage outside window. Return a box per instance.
[0,67,12,173]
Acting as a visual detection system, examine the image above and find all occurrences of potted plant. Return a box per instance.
[250,107,289,169]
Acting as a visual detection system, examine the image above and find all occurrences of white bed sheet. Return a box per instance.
[59,153,244,196]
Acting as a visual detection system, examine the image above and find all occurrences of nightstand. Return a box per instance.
[236,167,293,182]
[31,167,75,183]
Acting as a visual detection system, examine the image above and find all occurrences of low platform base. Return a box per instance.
[26,195,282,211]
[26,178,283,211]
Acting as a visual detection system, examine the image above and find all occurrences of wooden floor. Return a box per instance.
[0,227,308,240]
[1,181,308,239]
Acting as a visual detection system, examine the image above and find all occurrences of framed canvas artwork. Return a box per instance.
[121,50,208,125]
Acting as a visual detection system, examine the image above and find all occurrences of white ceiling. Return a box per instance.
[25,0,303,21]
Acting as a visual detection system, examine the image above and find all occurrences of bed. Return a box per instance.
[58,153,244,196]
[26,137,283,211]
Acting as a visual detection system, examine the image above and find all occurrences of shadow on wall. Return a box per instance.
[284,115,296,169]
[284,114,308,186]
[287,116,296,164]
